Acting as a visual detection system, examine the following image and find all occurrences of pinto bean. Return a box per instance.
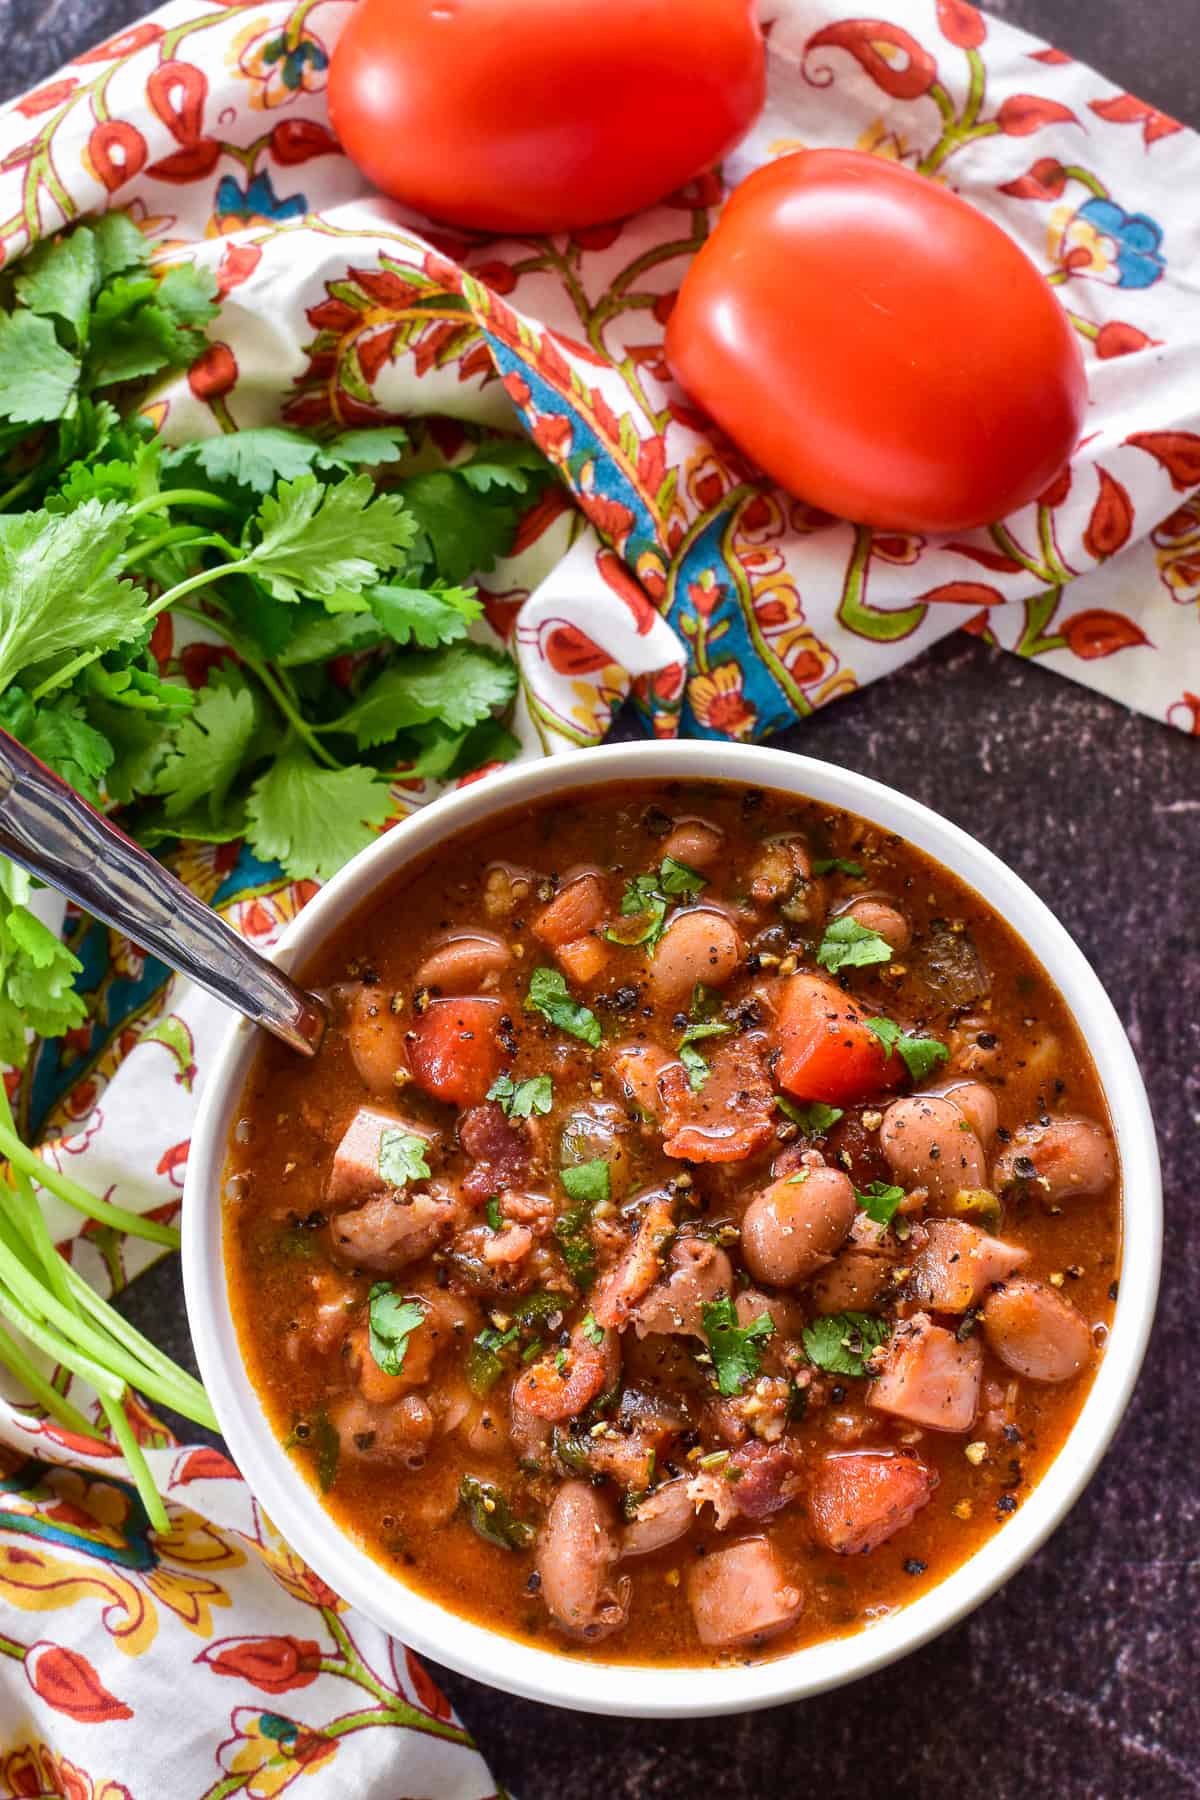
[415,930,511,995]
[537,1482,631,1640]
[992,1119,1115,1202]
[648,908,742,1008]
[944,1081,998,1149]
[621,1479,696,1558]
[879,1095,987,1207]
[345,985,409,1094]
[660,819,725,872]
[842,899,910,953]
[686,1538,803,1648]
[740,1167,856,1288]
[330,1392,433,1467]
[982,1278,1093,1382]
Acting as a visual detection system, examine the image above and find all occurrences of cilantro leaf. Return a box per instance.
[404,717,519,780]
[488,1073,554,1119]
[0,871,86,1064]
[581,1311,605,1347]
[802,1311,890,1377]
[400,463,545,585]
[855,1180,906,1227]
[659,855,706,896]
[366,1284,426,1376]
[525,966,602,1047]
[485,1196,504,1231]
[245,749,392,881]
[812,857,865,877]
[454,437,552,494]
[0,689,113,804]
[274,606,385,668]
[377,1128,432,1187]
[0,310,78,424]
[555,1159,609,1288]
[701,1296,775,1397]
[0,502,145,694]
[816,915,894,974]
[865,1018,950,1082]
[244,474,417,603]
[91,213,150,282]
[153,677,258,822]
[775,1096,844,1135]
[164,424,409,497]
[331,641,517,748]
[677,1019,732,1093]
[14,230,99,339]
[366,582,482,649]
[560,1159,610,1205]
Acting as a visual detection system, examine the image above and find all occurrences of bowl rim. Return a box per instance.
[182,740,1161,1718]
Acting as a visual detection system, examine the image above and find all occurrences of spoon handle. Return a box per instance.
[0,730,326,1056]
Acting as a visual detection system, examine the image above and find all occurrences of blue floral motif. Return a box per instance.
[1075,198,1165,289]
[215,169,307,225]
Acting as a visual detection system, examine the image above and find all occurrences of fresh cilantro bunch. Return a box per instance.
[0,216,552,1062]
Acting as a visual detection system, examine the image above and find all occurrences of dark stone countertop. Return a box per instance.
[2,2,1197,1795]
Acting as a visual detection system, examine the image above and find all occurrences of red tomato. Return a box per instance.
[408,997,503,1106]
[771,973,903,1106]
[327,0,764,234]
[665,150,1088,533]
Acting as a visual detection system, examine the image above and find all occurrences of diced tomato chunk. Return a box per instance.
[408,997,503,1107]
[807,1450,935,1554]
[772,973,903,1106]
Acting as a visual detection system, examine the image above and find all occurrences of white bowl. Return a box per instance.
[182,741,1161,1717]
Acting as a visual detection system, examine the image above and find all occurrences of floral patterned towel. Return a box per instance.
[0,2,1198,1795]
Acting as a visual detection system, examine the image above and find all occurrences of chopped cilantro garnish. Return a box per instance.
[816,915,894,973]
[606,855,706,951]
[525,966,602,1047]
[677,1018,732,1094]
[581,1311,605,1347]
[812,857,865,877]
[865,1017,950,1082]
[701,1296,775,1397]
[366,1285,427,1377]
[560,1159,611,1205]
[855,1180,906,1227]
[488,1072,554,1118]
[802,1311,891,1377]
[485,1196,503,1232]
[775,1096,844,1135]
[465,1323,520,1396]
[377,1128,431,1188]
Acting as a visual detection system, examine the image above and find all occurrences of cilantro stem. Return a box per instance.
[122,489,240,524]
[0,1121,181,1248]
[118,526,220,569]
[173,604,345,772]
[0,470,36,513]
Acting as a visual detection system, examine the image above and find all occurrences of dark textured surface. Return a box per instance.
[3,1,1197,1795]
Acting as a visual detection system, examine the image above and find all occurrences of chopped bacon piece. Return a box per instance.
[660,1038,775,1163]
[458,1101,532,1200]
[591,1193,676,1329]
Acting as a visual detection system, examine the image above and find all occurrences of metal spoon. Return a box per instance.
[0,730,326,1055]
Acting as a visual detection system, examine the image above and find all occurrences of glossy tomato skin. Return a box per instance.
[328,0,764,234]
[665,149,1088,533]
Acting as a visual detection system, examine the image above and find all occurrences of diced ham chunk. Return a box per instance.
[330,1184,458,1272]
[686,1538,804,1648]
[326,1107,438,1209]
[908,1219,1029,1312]
[868,1312,982,1433]
[633,1237,733,1339]
[808,1451,936,1555]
